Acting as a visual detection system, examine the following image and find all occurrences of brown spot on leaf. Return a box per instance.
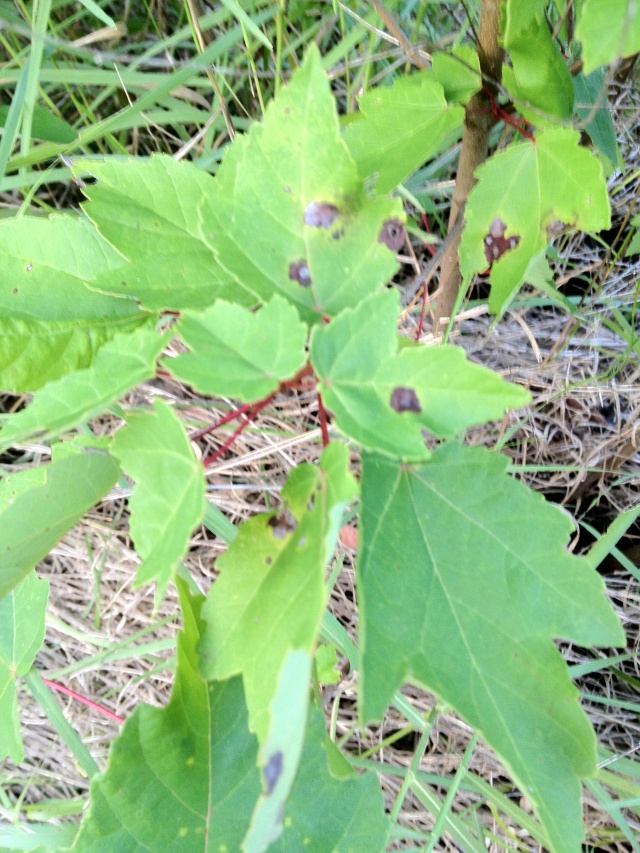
[264,751,283,794]
[288,260,312,287]
[378,219,406,251]
[483,218,520,265]
[268,507,297,539]
[390,387,421,414]
[546,219,571,241]
[304,201,340,229]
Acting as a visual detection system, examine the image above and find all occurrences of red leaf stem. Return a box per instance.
[42,678,124,725]
[480,86,536,142]
[317,391,330,447]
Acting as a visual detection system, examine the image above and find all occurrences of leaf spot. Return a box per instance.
[483,218,520,265]
[378,219,406,251]
[263,750,283,794]
[390,387,422,414]
[289,260,312,287]
[268,507,297,539]
[304,201,340,229]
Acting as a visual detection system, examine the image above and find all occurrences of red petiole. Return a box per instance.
[43,678,124,725]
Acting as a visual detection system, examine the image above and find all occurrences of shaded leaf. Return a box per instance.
[0,572,49,763]
[0,449,120,599]
[243,650,312,852]
[460,128,610,312]
[431,47,481,105]
[577,0,640,74]
[0,329,169,450]
[199,443,357,740]
[574,69,620,167]
[503,13,574,125]
[70,583,262,852]
[359,444,624,853]
[76,155,242,311]
[310,290,529,459]
[268,705,389,852]
[343,70,464,194]
[166,296,308,401]
[111,399,205,599]
[199,45,402,321]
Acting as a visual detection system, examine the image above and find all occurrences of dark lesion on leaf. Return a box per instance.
[263,750,283,795]
[288,260,312,287]
[304,201,340,229]
[390,386,422,414]
[378,219,406,251]
[268,506,298,539]
[483,217,520,265]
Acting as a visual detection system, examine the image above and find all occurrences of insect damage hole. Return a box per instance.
[268,507,297,539]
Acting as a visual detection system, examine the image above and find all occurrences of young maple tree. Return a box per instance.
[0,1,638,851]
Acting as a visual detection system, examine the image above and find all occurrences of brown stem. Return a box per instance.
[433,0,504,333]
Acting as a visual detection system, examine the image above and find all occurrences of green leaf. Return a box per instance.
[0,215,153,392]
[460,127,610,313]
[166,296,308,402]
[314,643,341,686]
[0,105,77,143]
[431,47,481,105]
[503,14,574,125]
[199,45,403,321]
[268,705,389,852]
[574,69,620,167]
[200,442,358,741]
[243,650,312,852]
[0,329,169,450]
[70,582,262,852]
[0,449,120,599]
[343,70,464,194]
[359,443,625,853]
[577,0,640,74]
[0,314,155,394]
[0,215,132,321]
[0,572,49,763]
[310,290,529,459]
[76,155,241,311]
[625,214,640,256]
[111,399,205,599]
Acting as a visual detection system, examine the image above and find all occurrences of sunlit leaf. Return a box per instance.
[577,0,640,74]
[0,216,151,391]
[111,399,205,599]
[76,155,241,311]
[359,443,624,853]
[167,296,308,401]
[343,70,464,194]
[199,443,358,741]
[310,290,529,459]
[199,45,403,322]
[0,572,49,763]
[460,127,610,312]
